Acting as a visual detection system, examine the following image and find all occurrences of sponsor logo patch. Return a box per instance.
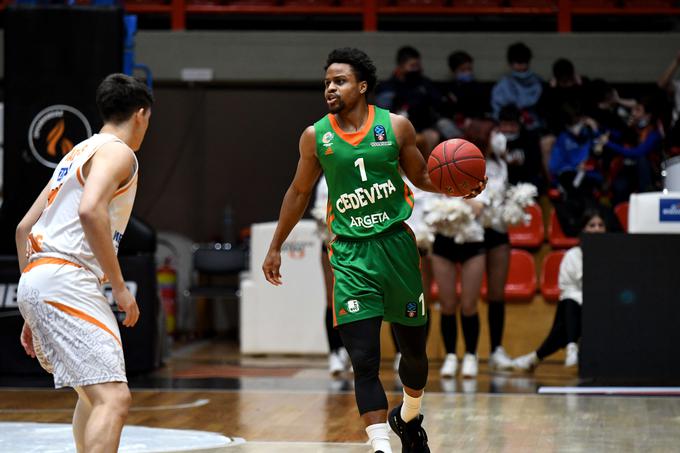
[659,199,680,222]
[347,299,360,313]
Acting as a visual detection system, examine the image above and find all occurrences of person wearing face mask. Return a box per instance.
[547,103,604,199]
[513,209,607,371]
[442,50,489,127]
[600,96,664,204]
[498,105,546,192]
[491,42,545,133]
[375,46,455,155]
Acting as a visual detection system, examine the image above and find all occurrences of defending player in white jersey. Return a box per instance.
[15,73,152,453]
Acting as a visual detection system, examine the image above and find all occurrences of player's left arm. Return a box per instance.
[79,143,139,327]
[393,113,440,194]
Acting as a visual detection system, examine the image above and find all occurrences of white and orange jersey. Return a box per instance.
[27,133,138,281]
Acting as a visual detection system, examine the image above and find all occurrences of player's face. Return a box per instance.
[583,215,606,234]
[324,63,366,114]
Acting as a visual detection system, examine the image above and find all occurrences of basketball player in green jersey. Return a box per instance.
[263,48,484,453]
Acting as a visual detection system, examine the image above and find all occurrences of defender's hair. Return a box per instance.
[96,73,154,125]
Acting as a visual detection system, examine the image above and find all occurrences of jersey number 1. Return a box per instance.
[354,158,367,182]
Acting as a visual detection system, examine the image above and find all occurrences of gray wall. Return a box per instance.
[2,31,673,82]
[134,87,326,241]
[135,31,680,83]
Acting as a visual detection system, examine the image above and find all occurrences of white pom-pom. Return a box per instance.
[423,195,484,243]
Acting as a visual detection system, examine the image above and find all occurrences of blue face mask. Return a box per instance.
[456,72,474,82]
[512,70,533,80]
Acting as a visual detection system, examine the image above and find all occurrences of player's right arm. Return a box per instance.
[79,143,139,327]
[263,126,322,286]
[15,183,51,271]
[16,184,50,359]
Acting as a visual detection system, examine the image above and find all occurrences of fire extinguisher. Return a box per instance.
[157,257,177,335]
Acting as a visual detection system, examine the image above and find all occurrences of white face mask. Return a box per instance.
[502,131,519,142]
[569,122,584,136]
[490,130,507,157]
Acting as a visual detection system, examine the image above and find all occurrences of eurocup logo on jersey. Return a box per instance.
[347,299,361,313]
[374,125,386,142]
[659,199,680,222]
[371,125,392,147]
[405,302,418,318]
[28,104,92,168]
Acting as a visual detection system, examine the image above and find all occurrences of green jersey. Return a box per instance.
[314,105,414,239]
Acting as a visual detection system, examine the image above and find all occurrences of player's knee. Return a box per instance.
[398,353,428,389]
[106,386,132,418]
[349,347,380,381]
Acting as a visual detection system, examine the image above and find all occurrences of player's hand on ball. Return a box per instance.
[20,322,36,358]
[263,249,283,286]
[114,286,139,327]
[464,177,488,199]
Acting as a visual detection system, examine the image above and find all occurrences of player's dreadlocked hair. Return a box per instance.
[325,48,378,93]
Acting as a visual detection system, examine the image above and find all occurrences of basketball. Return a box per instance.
[427,138,486,197]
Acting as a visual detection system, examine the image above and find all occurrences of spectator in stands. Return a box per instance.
[491,42,544,133]
[548,102,607,236]
[542,58,588,136]
[658,50,680,129]
[540,58,589,174]
[585,79,633,138]
[442,50,489,127]
[375,46,455,153]
[601,95,664,204]
[498,104,545,192]
[513,208,606,371]
[657,50,680,156]
[548,102,604,199]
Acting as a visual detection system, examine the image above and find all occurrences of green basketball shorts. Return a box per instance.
[328,223,426,327]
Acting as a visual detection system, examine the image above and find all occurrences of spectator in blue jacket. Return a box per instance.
[548,108,604,196]
[601,96,664,203]
[491,42,544,132]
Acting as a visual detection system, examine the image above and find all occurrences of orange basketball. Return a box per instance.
[427,138,486,197]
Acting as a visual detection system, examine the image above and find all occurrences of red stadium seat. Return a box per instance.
[283,0,334,6]
[444,251,533,301]
[548,209,579,249]
[504,249,537,301]
[394,0,446,5]
[624,0,674,7]
[540,250,565,303]
[430,279,439,301]
[508,204,545,248]
[571,0,617,7]
[508,0,552,6]
[615,202,629,232]
[454,0,503,6]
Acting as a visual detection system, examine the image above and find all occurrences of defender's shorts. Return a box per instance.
[329,224,426,327]
[17,256,127,389]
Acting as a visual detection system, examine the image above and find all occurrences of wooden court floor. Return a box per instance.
[1,340,679,452]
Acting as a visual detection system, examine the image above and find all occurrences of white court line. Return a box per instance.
[244,441,368,447]
[539,386,680,395]
[0,398,210,413]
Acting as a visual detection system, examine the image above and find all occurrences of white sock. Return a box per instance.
[365,423,392,453]
[400,390,423,423]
